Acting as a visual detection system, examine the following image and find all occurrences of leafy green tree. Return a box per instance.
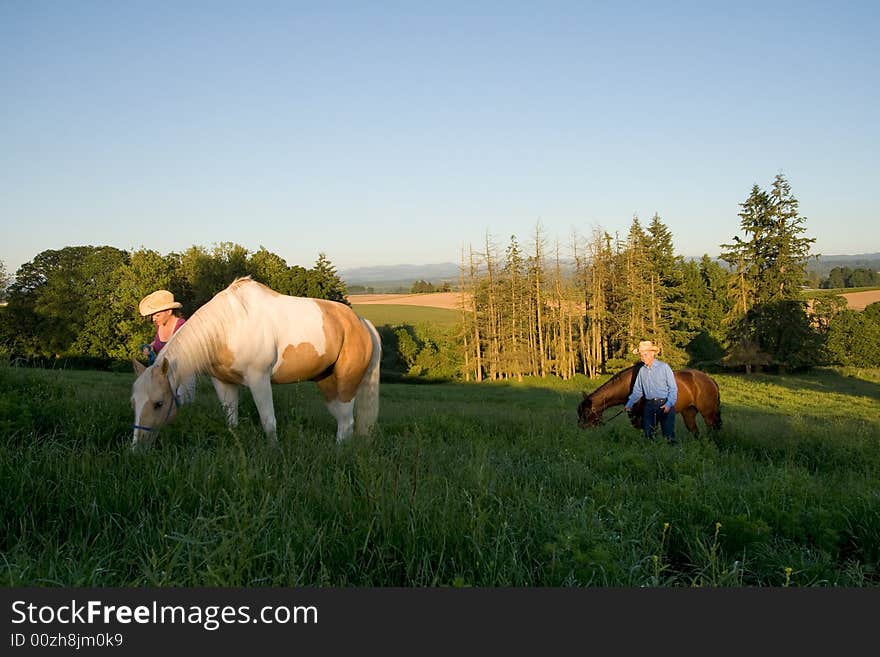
[849,268,880,287]
[825,308,880,367]
[749,300,823,370]
[823,267,850,289]
[395,327,419,373]
[214,242,251,281]
[98,249,177,360]
[72,247,134,358]
[173,245,221,311]
[721,337,772,374]
[809,294,847,334]
[248,247,292,293]
[4,246,128,357]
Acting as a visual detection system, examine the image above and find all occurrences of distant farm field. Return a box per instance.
[2,362,879,587]
[838,289,880,310]
[354,288,880,312]
[805,287,880,310]
[351,303,461,328]
[348,292,467,310]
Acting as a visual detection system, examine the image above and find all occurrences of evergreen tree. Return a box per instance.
[645,213,688,367]
[720,184,768,318]
[765,174,816,299]
[618,216,653,355]
[308,252,348,304]
[679,257,727,365]
[580,229,614,376]
[530,221,548,377]
[502,234,528,380]
[720,174,818,370]
[0,259,8,302]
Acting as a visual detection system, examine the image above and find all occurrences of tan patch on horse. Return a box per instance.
[211,344,244,384]
[313,301,373,403]
[272,342,332,384]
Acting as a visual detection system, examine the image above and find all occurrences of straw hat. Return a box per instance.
[138,290,182,317]
[634,340,661,354]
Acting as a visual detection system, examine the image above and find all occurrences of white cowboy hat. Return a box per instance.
[139,290,183,316]
[634,340,661,354]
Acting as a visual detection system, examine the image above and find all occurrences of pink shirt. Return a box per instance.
[151,317,186,355]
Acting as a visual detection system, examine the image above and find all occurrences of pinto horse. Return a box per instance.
[577,364,721,436]
[131,276,381,448]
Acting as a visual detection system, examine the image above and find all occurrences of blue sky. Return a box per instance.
[2,1,878,276]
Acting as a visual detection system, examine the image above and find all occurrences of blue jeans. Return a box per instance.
[643,399,676,442]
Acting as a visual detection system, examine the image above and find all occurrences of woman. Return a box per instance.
[138,289,186,365]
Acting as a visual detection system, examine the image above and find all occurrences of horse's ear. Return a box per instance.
[132,358,146,376]
[582,391,589,400]
[160,359,169,376]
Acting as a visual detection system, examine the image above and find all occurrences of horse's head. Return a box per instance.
[131,357,179,449]
[577,392,604,429]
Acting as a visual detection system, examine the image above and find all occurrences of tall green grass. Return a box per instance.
[1,362,878,586]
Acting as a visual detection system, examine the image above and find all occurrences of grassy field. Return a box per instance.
[351,303,460,328]
[1,362,879,587]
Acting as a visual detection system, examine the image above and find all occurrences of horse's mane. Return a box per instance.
[589,362,643,400]
[158,276,256,385]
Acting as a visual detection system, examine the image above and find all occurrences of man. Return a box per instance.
[625,340,679,444]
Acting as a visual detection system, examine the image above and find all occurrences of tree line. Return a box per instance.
[456,174,880,378]
[410,280,452,294]
[0,243,347,364]
[821,267,880,289]
[2,174,878,375]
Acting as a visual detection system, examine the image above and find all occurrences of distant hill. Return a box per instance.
[340,253,880,292]
[340,263,460,292]
[810,253,880,277]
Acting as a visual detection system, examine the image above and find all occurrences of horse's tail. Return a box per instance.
[355,318,381,435]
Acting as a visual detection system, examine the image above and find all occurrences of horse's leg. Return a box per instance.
[247,374,278,445]
[316,376,355,443]
[702,406,722,431]
[327,398,355,443]
[211,377,240,429]
[681,407,700,437]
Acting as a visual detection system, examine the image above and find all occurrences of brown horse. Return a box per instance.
[577,364,721,436]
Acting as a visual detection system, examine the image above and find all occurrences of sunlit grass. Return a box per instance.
[1,362,878,586]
